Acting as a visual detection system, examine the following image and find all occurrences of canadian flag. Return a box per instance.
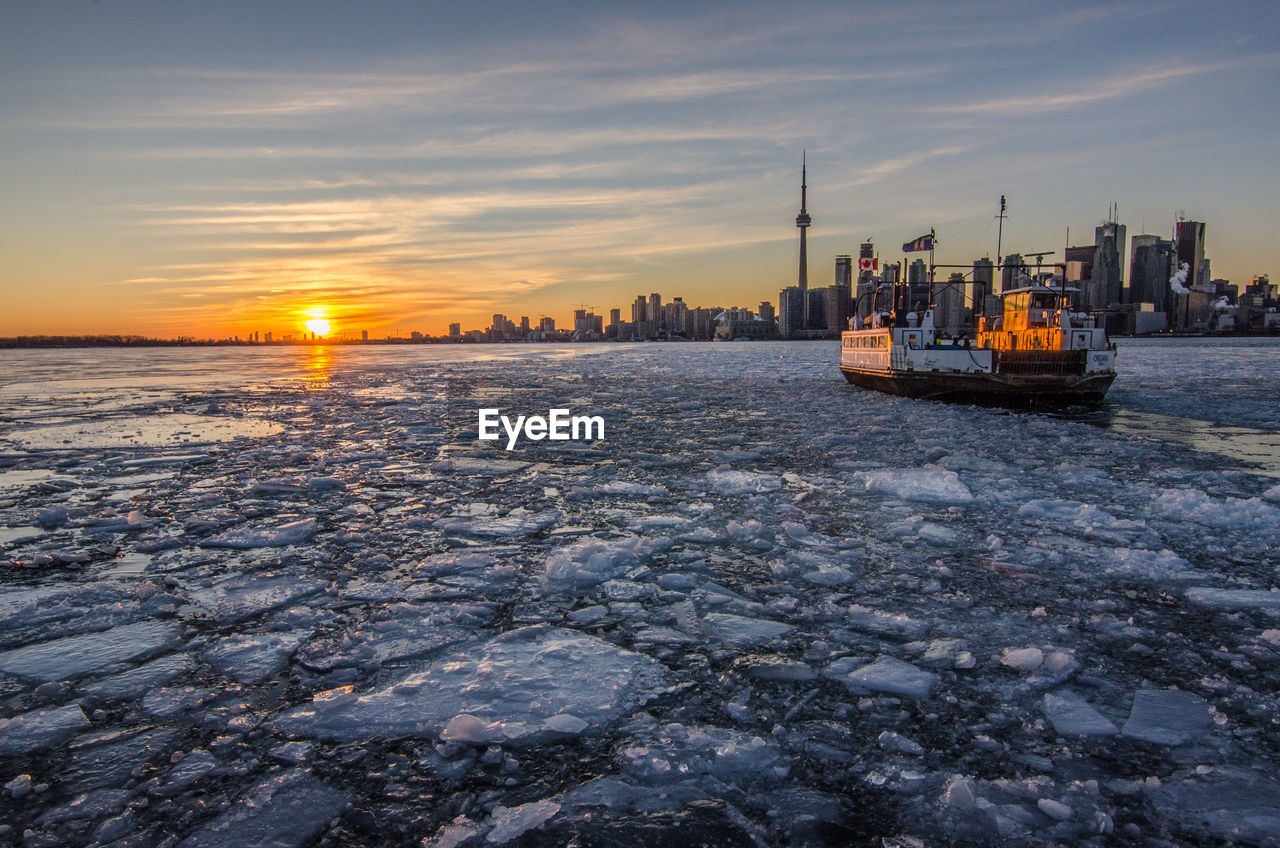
[858,257,878,272]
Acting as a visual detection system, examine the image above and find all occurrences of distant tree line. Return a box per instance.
[0,335,222,348]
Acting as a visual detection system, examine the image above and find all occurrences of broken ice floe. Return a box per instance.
[854,468,974,505]
[0,620,183,681]
[198,517,318,548]
[204,630,312,683]
[175,770,347,848]
[540,535,670,592]
[705,469,781,495]
[618,723,788,787]
[188,573,326,623]
[1185,586,1280,611]
[1041,691,1118,737]
[1121,689,1211,745]
[0,704,88,755]
[272,626,669,745]
[833,657,936,697]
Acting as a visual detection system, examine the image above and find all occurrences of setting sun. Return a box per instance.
[304,318,331,336]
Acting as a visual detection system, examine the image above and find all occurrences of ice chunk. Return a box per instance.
[743,658,817,682]
[80,653,194,700]
[845,605,927,639]
[424,817,483,848]
[414,551,499,578]
[1122,689,1211,745]
[200,517,317,549]
[0,704,88,755]
[437,509,561,539]
[705,469,781,495]
[878,731,925,755]
[1185,587,1280,611]
[485,798,560,845]
[176,770,347,848]
[188,573,326,623]
[597,481,668,498]
[941,775,979,811]
[542,713,589,735]
[440,713,504,745]
[1000,647,1043,673]
[619,723,786,787]
[1148,769,1280,845]
[541,536,671,593]
[1103,548,1195,581]
[842,657,936,697]
[204,630,312,683]
[1037,798,1073,821]
[154,749,220,797]
[143,685,211,718]
[272,626,669,745]
[1041,691,1118,736]
[702,612,793,648]
[0,620,183,682]
[1152,489,1280,535]
[435,457,529,475]
[854,469,973,505]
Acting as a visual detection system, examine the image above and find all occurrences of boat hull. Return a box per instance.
[839,365,1114,404]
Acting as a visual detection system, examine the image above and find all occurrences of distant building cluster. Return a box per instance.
[776,166,1277,338]
[472,295,777,343]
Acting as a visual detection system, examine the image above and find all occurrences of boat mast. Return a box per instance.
[927,227,937,316]
[996,195,1006,293]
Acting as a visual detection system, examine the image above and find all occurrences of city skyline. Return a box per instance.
[3,1,1279,339]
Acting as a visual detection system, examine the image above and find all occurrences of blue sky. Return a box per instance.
[2,0,1278,337]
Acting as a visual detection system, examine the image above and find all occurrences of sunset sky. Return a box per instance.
[2,1,1278,339]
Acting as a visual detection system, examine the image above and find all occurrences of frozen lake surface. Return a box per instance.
[1,338,1279,846]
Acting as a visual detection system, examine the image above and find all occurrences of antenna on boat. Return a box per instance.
[996,195,1006,291]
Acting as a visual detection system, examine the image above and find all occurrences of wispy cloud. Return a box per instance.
[929,60,1248,116]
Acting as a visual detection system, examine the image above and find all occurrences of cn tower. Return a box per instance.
[795,153,811,325]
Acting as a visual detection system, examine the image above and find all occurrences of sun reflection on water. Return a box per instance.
[304,345,333,385]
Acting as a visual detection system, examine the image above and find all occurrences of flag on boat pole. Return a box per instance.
[902,233,934,252]
[858,257,878,272]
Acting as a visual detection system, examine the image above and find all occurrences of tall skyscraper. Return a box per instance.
[1001,254,1027,293]
[778,286,805,339]
[1175,220,1205,288]
[855,242,876,321]
[1090,219,1125,307]
[935,273,966,333]
[972,257,994,320]
[907,259,928,313]
[1128,234,1174,311]
[648,293,663,333]
[825,283,851,331]
[835,255,852,289]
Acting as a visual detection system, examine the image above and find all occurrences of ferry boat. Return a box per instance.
[840,284,1117,403]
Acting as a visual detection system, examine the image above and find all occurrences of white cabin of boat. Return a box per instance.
[840,285,1116,378]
